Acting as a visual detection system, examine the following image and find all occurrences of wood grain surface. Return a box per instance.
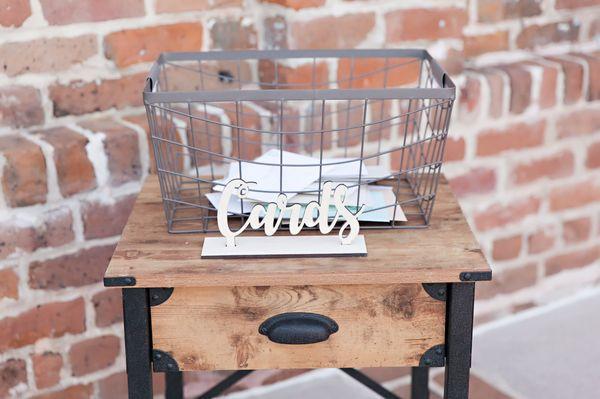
[151,284,446,370]
[105,175,490,286]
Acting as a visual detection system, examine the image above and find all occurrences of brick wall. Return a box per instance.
[0,0,599,397]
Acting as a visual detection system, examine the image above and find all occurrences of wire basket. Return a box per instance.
[144,49,455,234]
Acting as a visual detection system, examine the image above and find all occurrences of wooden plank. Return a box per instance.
[105,175,490,286]
[151,284,446,370]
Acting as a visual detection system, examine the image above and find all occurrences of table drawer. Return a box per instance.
[150,284,446,371]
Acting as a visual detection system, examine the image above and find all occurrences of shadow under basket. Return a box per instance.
[143,49,456,234]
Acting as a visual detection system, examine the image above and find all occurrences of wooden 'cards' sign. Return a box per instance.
[201,179,368,258]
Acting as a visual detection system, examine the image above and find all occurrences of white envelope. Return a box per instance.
[213,150,364,203]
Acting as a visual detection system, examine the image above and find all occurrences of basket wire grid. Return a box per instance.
[143,49,455,234]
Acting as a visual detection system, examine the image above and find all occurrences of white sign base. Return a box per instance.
[201,235,367,259]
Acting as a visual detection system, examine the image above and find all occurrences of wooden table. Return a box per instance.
[104,175,491,399]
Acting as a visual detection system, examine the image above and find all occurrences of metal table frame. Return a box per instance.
[119,282,476,399]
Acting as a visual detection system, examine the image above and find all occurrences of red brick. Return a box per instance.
[29,244,116,290]
[222,104,263,160]
[291,13,375,49]
[0,85,44,128]
[0,358,26,397]
[336,100,366,147]
[477,120,545,156]
[0,135,47,207]
[498,64,531,114]
[210,18,257,50]
[42,207,75,247]
[156,0,242,13]
[264,15,288,49]
[439,47,465,75]
[587,141,600,168]
[0,208,74,260]
[483,68,505,118]
[98,371,165,398]
[473,196,541,231]
[49,73,146,117]
[0,0,30,27]
[449,168,496,197]
[563,217,592,243]
[516,20,580,49]
[385,8,467,42]
[40,0,144,25]
[458,75,481,121]
[261,0,324,9]
[122,113,161,173]
[492,235,522,261]
[79,119,143,186]
[478,0,542,22]
[545,245,599,275]
[105,23,202,68]
[32,384,93,399]
[82,195,136,239]
[549,178,600,211]
[573,53,600,101]
[0,269,18,300]
[38,127,96,197]
[0,222,38,260]
[0,35,97,76]
[0,298,85,351]
[475,263,537,300]
[557,108,600,139]
[590,18,600,39]
[444,136,466,162]
[32,352,62,389]
[528,227,556,254]
[259,60,329,89]
[69,335,120,377]
[523,60,558,109]
[92,289,123,327]
[337,57,420,89]
[512,150,574,185]
[546,56,584,104]
[556,0,597,9]
[464,31,509,57]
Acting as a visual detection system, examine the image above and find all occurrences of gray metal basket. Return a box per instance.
[143,49,455,233]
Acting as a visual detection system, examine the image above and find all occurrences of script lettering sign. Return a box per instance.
[217,179,364,247]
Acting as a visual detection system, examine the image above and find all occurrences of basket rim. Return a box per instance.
[143,49,456,104]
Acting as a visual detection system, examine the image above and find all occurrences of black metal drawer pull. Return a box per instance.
[259,312,339,345]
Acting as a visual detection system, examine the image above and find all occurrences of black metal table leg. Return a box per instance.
[166,371,183,398]
[123,288,153,399]
[444,283,475,399]
[411,367,429,399]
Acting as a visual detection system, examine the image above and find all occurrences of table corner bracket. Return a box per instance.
[422,283,447,301]
[149,287,174,306]
[103,276,136,287]
[152,349,179,372]
[459,271,492,282]
[419,343,445,367]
